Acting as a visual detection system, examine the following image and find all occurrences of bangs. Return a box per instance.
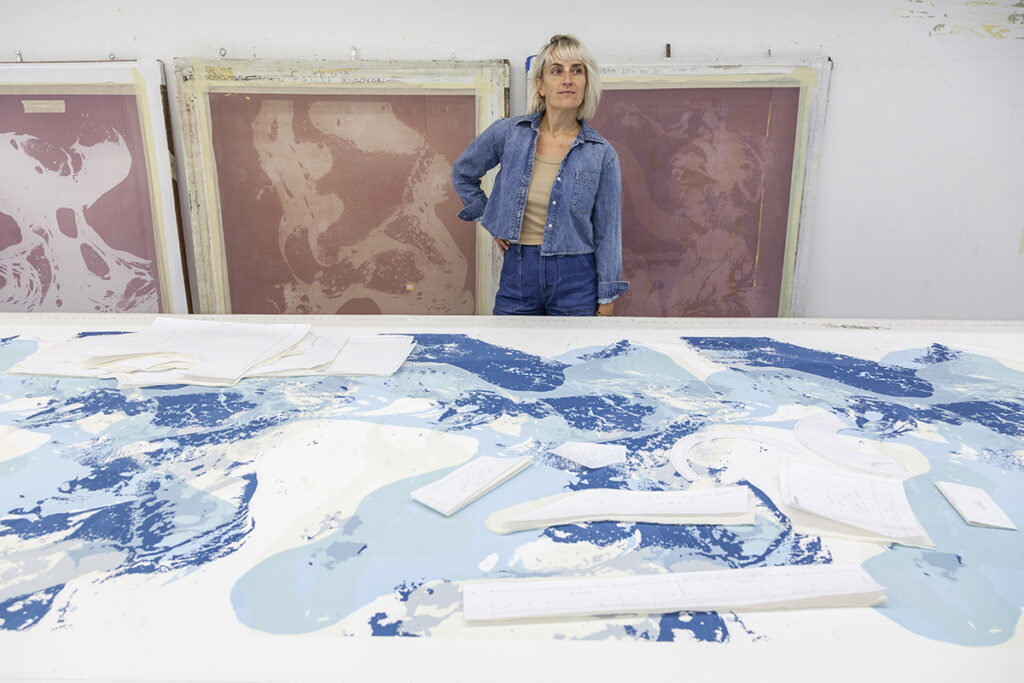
[544,45,587,74]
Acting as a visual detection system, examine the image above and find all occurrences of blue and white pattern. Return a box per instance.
[1,328,1021,646]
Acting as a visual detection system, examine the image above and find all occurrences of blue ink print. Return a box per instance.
[369,612,417,637]
[4,330,1023,649]
[151,392,257,428]
[577,339,636,361]
[935,400,1024,438]
[540,394,655,432]
[74,330,131,338]
[846,397,952,435]
[410,334,567,391]
[684,337,934,398]
[657,612,728,643]
[0,584,65,631]
[437,390,550,429]
[915,344,960,365]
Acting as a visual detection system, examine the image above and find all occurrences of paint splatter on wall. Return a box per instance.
[894,0,1024,39]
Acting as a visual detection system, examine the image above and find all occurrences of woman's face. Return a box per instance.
[537,58,586,115]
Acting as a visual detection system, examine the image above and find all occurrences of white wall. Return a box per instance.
[4,0,1022,319]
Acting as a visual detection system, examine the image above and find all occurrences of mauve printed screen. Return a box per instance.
[208,92,477,315]
[0,93,160,312]
[590,86,800,317]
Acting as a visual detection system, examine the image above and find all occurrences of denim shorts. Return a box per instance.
[493,244,598,316]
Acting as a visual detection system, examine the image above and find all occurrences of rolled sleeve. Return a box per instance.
[592,150,628,304]
[456,197,486,222]
[598,281,629,304]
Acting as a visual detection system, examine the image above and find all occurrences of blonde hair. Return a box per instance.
[527,34,602,121]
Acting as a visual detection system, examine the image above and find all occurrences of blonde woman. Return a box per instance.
[452,35,627,316]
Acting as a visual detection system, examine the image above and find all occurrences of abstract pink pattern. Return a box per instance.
[0,93,160,312]
[591,87,800,317]
[209,93,477,314]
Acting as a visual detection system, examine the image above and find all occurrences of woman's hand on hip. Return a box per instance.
[495,238,510,254]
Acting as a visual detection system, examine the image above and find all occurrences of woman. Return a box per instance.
[452,34,627,316]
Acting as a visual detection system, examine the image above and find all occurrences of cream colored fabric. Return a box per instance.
[516,154,560,245]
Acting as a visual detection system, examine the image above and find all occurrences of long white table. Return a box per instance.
[1,314,1021,681]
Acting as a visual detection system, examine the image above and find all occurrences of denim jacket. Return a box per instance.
[452,112,628,303]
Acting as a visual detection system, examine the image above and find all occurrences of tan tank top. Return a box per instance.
[517,154,560,246]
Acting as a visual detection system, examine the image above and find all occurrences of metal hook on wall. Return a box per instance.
[220,47,227,58]
[16,50,23,62]
[351,46,358,61]
[665,43,671,58]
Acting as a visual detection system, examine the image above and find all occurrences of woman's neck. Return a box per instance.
[540,109,581,138]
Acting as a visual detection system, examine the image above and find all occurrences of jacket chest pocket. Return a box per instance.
[570,171,601,216]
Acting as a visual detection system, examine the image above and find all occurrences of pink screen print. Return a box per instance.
[0,93,160,312]
[208,93,477,314]
[590,87,800,317]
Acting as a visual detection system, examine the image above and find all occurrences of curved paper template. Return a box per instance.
[794,412,909,478]
[486,486,754,534]
[669,428,799,480]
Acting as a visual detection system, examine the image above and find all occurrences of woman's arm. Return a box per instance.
[451,120,505,222]
[592,148,628,307]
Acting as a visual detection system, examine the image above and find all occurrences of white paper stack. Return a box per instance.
[411,455,533,516]
[112,318,311,386]
[324,335,416,376]
[485,486,754,534]
[780,460,933,548]
[8,333,115,379]
[936,481,1017,530]
[462,562,886,622]
[7,319,416,386]
[247,335,349,377]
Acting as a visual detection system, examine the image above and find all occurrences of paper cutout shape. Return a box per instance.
[485,486,754,534]
[411,455,532,516]
[795,411,909,477]
[462,562,886,622]
[780,460,933,548]
[669,428,800,481]
[936,481,1017,530]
